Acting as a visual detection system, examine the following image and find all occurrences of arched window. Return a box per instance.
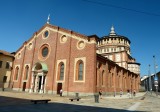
[24,65,29,80]
[15,66,19,80]
[102,70,104,85]
[59,63,64,80]
[79,62,83,80]
[76,60,84,81]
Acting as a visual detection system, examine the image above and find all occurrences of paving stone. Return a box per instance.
[0,91,159,112]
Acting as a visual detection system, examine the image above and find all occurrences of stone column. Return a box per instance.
[34,75,39,93]
[44,76,47,93]
[29,72,35,93]
[40,75,44,94]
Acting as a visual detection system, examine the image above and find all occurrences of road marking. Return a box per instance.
[127,102,141,111]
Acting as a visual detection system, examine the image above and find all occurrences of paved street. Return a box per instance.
[0,91,159,112]
[135,92,160,112]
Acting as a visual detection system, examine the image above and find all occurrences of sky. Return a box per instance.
[0,0,160,77]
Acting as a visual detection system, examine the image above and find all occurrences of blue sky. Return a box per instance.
[0,0,160,77]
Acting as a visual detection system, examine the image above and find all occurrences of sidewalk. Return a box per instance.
[0,91,148,112]
[103,92,146,99]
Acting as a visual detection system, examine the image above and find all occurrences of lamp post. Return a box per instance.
[148,64,152,95]
[153,55,158,96]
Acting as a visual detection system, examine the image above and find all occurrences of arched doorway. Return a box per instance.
[29,62,48,94]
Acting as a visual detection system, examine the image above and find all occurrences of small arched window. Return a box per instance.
[79,62,83,80]
[15,66,19,80]
[59,63,64,80]
[24,65,29,80]
[76,60,84,81]
[58,62,64,80]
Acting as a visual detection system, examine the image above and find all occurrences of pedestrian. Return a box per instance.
[120,90,123,97]
[99,89,102,99]
[114,90,116,97]
[133,89,136,97]
[127,89,130,97]
[60,89,63,97]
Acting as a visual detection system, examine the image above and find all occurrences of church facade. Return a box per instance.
[11,23,140,96]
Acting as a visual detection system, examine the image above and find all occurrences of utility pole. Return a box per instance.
[149,64,152,95]
[153,55,158,96]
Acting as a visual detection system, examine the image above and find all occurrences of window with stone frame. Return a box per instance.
[44,30,49,38]
[24,65,29,80]
[15,66,19,80]
[39,44,50,61]
[58,62,64,80]
[76,60,84,81]
[42,47,48,57]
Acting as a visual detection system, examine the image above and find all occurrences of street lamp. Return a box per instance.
[148,64,152,95]
[153,55,158,96]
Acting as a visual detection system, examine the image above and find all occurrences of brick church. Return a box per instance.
[11,19,140,96]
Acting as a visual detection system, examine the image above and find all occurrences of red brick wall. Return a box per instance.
[11,24,97,94]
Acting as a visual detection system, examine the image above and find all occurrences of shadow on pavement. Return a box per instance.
[0,95,31,106]
[0,95,146,112]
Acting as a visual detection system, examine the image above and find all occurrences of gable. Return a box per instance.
[15,23,97,57]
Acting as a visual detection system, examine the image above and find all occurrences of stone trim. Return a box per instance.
[74,57,86,83]
[22,64,31,81]
[55,59,67,83]
[13,65,20,82]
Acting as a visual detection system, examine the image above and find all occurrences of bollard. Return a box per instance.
[94,94,99,103]
[75,93,79,98]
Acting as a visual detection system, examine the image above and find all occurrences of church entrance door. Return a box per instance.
[22,82,26,91]
[57,83,62,94]
[29,62,48,94]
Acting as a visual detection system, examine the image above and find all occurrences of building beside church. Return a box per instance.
[141,73,160,92]
[0,50,14,90]
[10,21,140,96]
[97,26,140,74]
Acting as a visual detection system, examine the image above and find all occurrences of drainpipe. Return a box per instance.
[51,27,59,94]
[28,32,37,91]
[67,31,73,96]
[19,41,27,90]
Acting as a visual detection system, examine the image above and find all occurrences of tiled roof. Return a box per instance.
[0,50,14,57]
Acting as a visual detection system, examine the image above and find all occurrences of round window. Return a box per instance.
[42,47,48,57]
[44,31,49,38]
[28,43,33,49]
[17,53,21,59]
[60,35,67,43]
[77,41,85,49]
[39,44,50,60]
